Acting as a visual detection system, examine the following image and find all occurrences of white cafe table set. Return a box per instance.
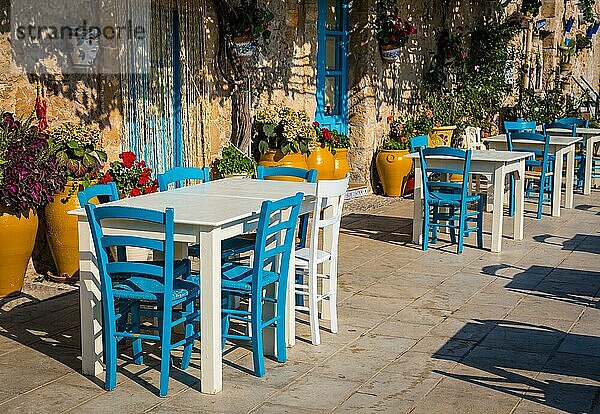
[486,133,582,217]
[541,127,600,195]
[70,179,317,394]
[408,150,533,253]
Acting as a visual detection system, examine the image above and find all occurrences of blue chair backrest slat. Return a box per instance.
[543,122,576,136]
[427,167,465,176]
[556,117,589,128]
[409,135,429,153]
[418,147,472,204]
[106,262,165,278]
[158,166,210,191]
[92,205,168,224]
[504,120,536,133]
[77,182,119,206]
[256,166,317,182]
[101,235,165,252]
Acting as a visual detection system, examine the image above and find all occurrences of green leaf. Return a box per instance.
[82,153,98,167]
[66,140,80,149]
[258,140,269,154]
[263,123,276,139]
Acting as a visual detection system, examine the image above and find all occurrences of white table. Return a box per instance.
[486,134,582,217]
[70,179,316,394]
[408,150,532,253]
[542,127,600,195]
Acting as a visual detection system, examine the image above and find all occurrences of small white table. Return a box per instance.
[542,127,600,195]
[70,179,316,394]
[486,134,582,217]
[408,150,532,253]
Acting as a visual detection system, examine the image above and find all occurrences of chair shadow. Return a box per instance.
[340,213,418,247]
[433,319,600,414]
[480,264,600,307]
[532,233,600,254]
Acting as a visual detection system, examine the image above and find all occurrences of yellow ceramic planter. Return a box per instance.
[429,125,456,147]
[376,149,412,197]
[332,148,351,179]
[306,145,335,180]
[0,204,38,297]
[258,150,309,182]
[45,181,99,283]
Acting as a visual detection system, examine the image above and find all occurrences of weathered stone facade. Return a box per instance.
[1,0,599,188]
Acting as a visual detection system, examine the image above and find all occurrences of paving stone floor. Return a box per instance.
[1,191,599,413]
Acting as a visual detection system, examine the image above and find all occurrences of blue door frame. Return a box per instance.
[315,0,349,135]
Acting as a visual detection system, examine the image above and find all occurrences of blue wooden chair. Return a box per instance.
[555,118,588,191]
[220,192,304,376]
[85,204,200,397]
[504,120,536,133]
[418,147,483,254]
[77,182,119,206]
[157,166,210,191]
[409,134,429,153]
[507,131,554,219]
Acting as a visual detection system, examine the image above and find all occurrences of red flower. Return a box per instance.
[138,171,150,186]
[312,121,320,127]
[387,115,394,123]
[396,123,403,131]
[119,151,136,168]
[322,128,332,141]
[129,188,141,197]
[136,160,146,168]
[435,122,441,127]
[145,183,158,194]
[98,172,113,184]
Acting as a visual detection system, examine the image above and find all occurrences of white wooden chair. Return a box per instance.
[294,175,349,345]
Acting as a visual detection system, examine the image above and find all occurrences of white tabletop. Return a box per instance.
[406,149,534,162]
[486,134,582,146]
[70,179,317,227]
[536,126,600,136]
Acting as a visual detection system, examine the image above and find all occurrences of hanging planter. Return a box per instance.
[232,35,257,59]
[375,8,416,64]
[224,4,274,60]
[379,44,402,62]
[68,27,100,69]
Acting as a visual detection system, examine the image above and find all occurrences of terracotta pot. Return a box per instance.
[332,148,351,179]
[45,182,91,283]
[258,149,309,182]
[379,44,401,62]
[429,125,457,147]
[0,203,38,297]
[306,145,335,180]
[376,149,412,197]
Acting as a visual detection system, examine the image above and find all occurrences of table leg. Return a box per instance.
[491,166,506,253]
[199,227,222,394]
[513,161,525,241]
[552,148,564,217]
[78,216,104,377]
[285,245,296,347]
[584,136,594,195]
[565,146,575,208]
[412,163,423,245]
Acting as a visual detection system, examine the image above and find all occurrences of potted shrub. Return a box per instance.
[45,122,106,282]
[253,106,316,180]
[306,122,335,180]
[218,145,257,178]
[422,94,459,147]
[225,3,274,59]
[375,8,416,62]
[376,115,415,197]
[0,112,66,297]
[331,129,351,179]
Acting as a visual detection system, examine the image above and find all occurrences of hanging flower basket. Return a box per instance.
[379,44,402,62]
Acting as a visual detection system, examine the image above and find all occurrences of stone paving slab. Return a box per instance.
[0,192,599,413]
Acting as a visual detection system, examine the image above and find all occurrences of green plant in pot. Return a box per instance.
[225,2,274,58]
[44,122,107,282]
[218,145,256,178]
[0,112,66,296]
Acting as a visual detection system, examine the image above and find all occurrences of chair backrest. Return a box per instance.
[77,182,119,206]
[506,131,551,169]
[157,167,210,191]
[85,204,176,314]
[418,147,472,203]
[504,120,536,133]
[256,166,317,182]
[555,117,589,128]
[251,192,304,297]
[409,135,429,153]
[464,126,484,150]
[307,175,349,262]
[543,122,576,137]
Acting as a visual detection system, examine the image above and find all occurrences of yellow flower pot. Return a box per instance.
[0,204,38,297]
[45,181,99,283]
[376,149,412,197]
[429,125,457,147]
[306,145,335,180]
[332,148,351,179]
[258,149,309,182]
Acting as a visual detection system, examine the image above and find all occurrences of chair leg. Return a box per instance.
[422,203,430,251]
[221,294,232,349]
[431,206,439,244]
[537,178,545,219]
[449,207,456,244]
[457,207,466,254]
[131,302,143,365]
[158,310,172,397]
[251,305,265,377]
[105,334,118,391]
[308,263,320,346]
[477,198,484,249]
[508,175,515,217]
[275,282,287,363]
[181,299,194,370]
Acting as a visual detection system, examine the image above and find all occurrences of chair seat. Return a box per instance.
[187,236,256,258]
[428,192,480,207]
[114,275,199,302]
[221,262,279,292]
[295,248,331,268]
